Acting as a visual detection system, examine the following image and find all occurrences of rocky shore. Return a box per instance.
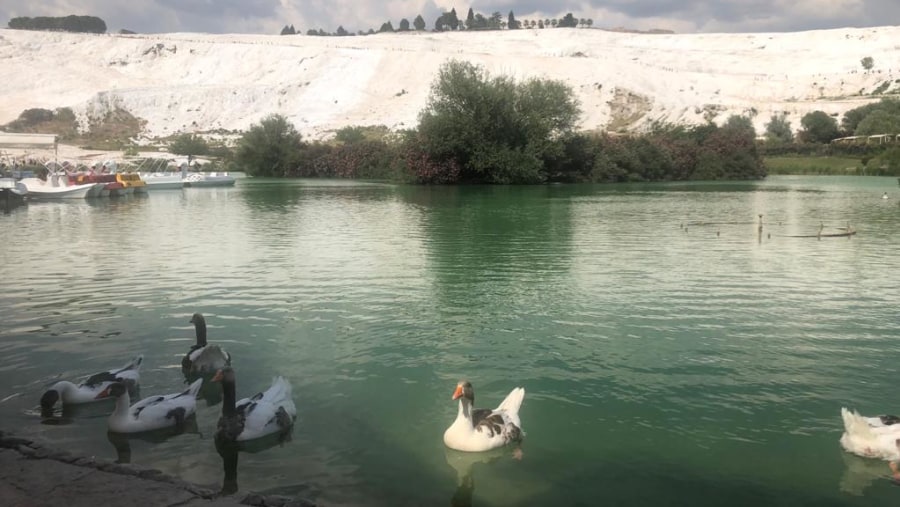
[0,430,315,507]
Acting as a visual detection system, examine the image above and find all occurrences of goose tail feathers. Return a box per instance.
[497,387,525,416]
[842,407,874,439]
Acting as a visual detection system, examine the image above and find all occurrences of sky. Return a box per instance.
[1,0,899,36]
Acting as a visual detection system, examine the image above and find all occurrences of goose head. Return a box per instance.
[190,313,207,347]
[211,366,235,384]
[452,380,475,405]
[97,382,129,399]
[40,388,60,413]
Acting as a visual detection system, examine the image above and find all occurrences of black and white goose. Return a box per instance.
[443,380,525,452]
[40,355,143,412]
[212,367,296,443]
[840,407,900,460]
[100,378,203,433]
[182,313,231,375]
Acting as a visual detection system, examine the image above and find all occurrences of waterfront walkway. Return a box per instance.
[0,431,314,507]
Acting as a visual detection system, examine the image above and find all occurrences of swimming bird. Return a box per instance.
[443,381,525,452]
[839,407,900,460]
[212,367,296,443]
[182,313,231,375]
[101,378,203,433]
[40,355,143,413]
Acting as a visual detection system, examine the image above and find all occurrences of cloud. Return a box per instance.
[0,0,896,35]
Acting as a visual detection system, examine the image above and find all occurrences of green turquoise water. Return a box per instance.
[1,176,899,506]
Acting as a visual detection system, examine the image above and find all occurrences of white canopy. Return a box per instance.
[0,133,58,149]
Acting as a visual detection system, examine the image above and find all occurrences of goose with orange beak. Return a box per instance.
[443,380,525,452]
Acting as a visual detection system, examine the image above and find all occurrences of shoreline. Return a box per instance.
[0,430,315,507]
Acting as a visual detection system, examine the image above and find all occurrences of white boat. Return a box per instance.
[19,174,100,199]
[183,172,236,188]
[140,172,185,190]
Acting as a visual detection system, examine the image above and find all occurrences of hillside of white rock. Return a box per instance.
[1,26,899,142]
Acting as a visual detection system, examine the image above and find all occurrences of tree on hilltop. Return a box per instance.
[508,11,519,29]
[413,15,426,31]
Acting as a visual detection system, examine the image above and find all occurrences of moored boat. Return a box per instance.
[19,174,100,199]
[140,172,184,190]
[1,177,27,211]
[116,173,147,194]
[183,172,236,187]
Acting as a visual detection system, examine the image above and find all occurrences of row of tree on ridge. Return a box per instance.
[284,10,591,37]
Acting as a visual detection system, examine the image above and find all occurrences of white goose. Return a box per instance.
[443,381,525,452]
[182,313,231,375]
[212,367,296,442]
[101,378,203,433]
[40,355,143,412]
[840,407,900,460]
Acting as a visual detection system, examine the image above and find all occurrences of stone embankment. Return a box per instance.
[0,431,314,507]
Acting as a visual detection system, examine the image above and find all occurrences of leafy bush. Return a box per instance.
[235,114,303,177]
[415,60,580,184]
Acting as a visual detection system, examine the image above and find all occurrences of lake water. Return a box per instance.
[1,176,899,506]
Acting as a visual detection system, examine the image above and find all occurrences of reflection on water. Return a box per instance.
[445,447,511,507]
[107,420,200,464]
[215,429,295,495]
[1,177,900,505]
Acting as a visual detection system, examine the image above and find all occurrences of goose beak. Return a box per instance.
[211,369,224,383]
[452,385,464,400]
[95,386,111,399]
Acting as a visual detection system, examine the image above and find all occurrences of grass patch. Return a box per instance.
[764,155,864,175]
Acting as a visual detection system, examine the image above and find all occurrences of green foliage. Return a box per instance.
[379,21,394,33]
[872,147,900,175]
[799,110,840,143]
[399,19,410,31]
[861,56,874,72]
[334,126,367,145]
[508,11,519,30]
[413,15,426,31]
[9,15,106,33]
[764,155,863,175]
[855,109,900,135]
[169,134,210,160]
[235,114,303,177]
[415,60,580,183]
[765,114,794,143]
[559,13,578,28]
[842,98,900,134]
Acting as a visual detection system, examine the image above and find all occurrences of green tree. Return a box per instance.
[559,13,578,28]
[235,114,303,177]
[413,15,426,31]
[842,98,900,134]
[765,114,794,143]
[466,8,475,29]
[854,109,900,135]
[799,110,840,143]
[336,25,348,36]
[508,11,519,29]
[169,134,210,165]
[399,18,410,31]
[379,21,394,32]
[415,60,580,184]
[861,56,874,72]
